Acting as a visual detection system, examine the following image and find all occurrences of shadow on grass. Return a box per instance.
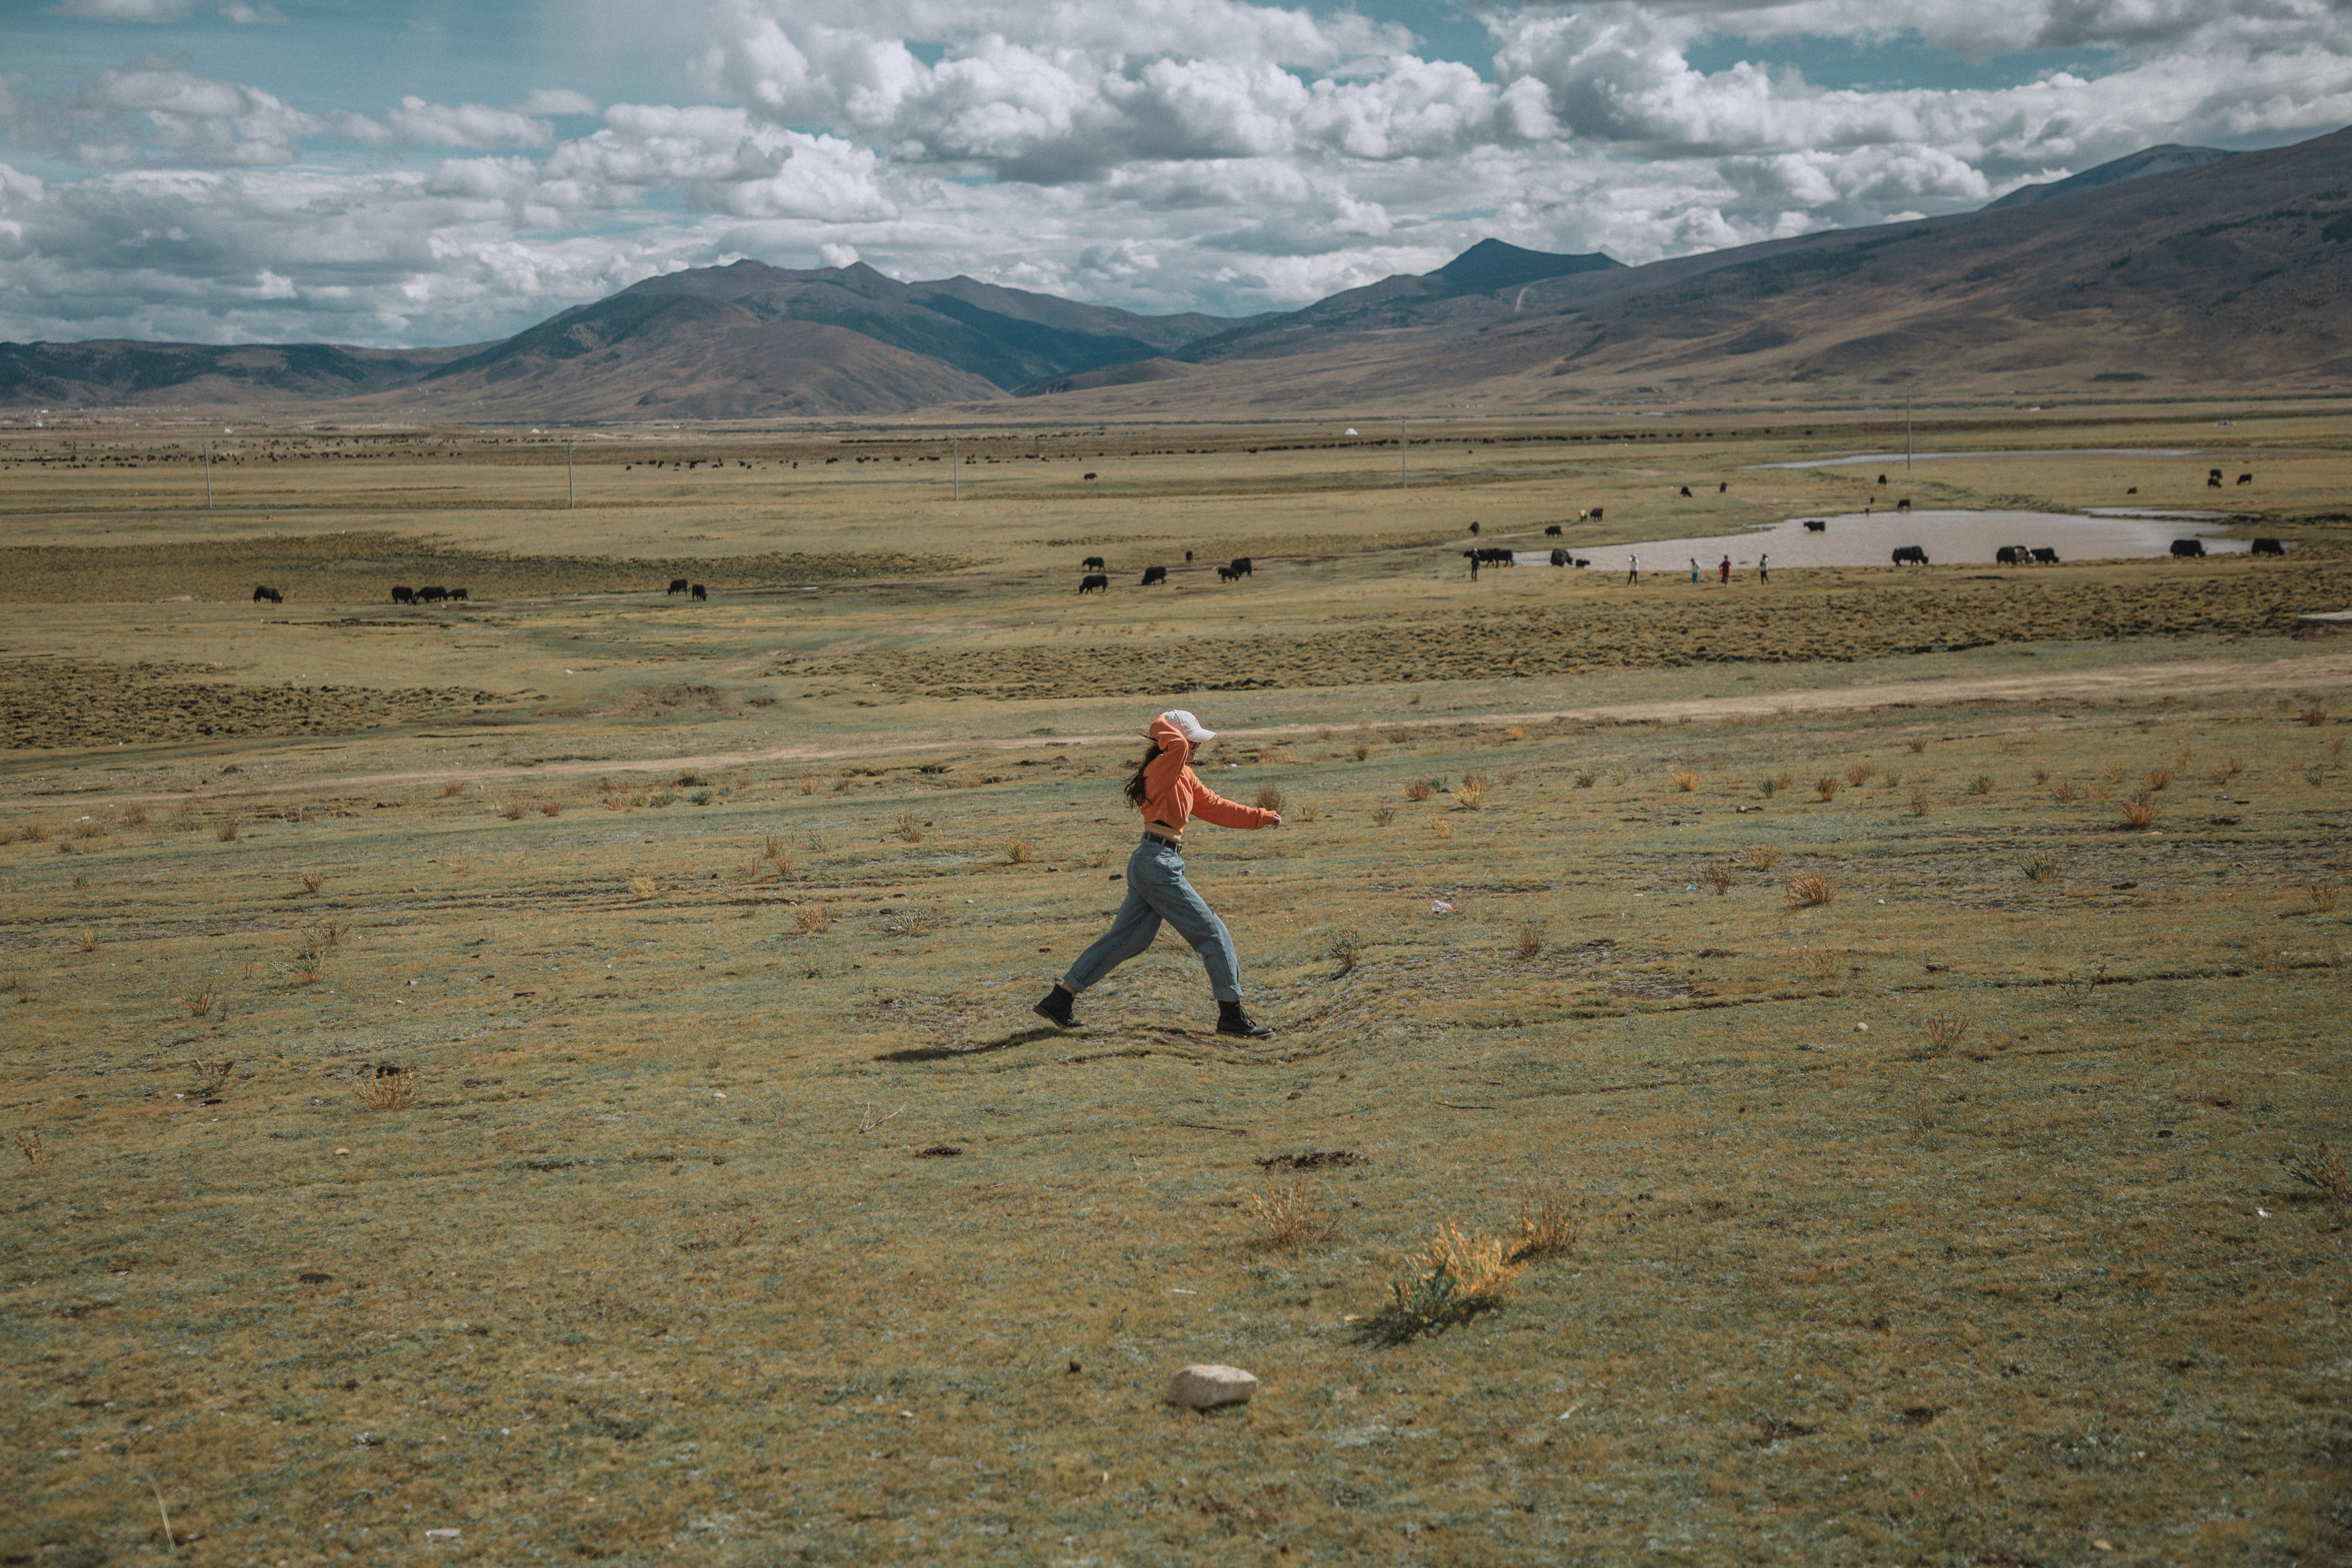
[1348,1268,1506,1348]
[875,1027,1065,1063]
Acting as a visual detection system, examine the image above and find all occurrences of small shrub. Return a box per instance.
[2305,763,2325,787]
[539,799,563,816]
[1801,950,1836,981]
[446,855,469,874]
[1429,816,1453,839]
[897,812,925,842]
[1573,769,1596,788]
[1403,780,1431,802]
[2301,703,2331,727]
[1507,726,1526,741]
[1510,1194,1579,1263]
[1005,836,1034,864]
[2300,879,2338,914]
[2031,767,2049,784]
[1255,785,1285,812]
[22,826,48,844]
[2119,793,2160,827]
[15,1130,52,1176]
[1292,802,1319,823]
[180,979,217,1017]
[762,833,786,862]
[1880,768,1902,789]
[2278,1144,2351,1209]
[2021,854,2061,885]
[1906,736,1927,753]
[440,781,464,798]
[688,789,713,806]
[2208,759,2243,785]
[1700,865,1734,896]
[650,792,678,808]
[628,874,657,899]
[1845,763,1872,788]
[1813,776,1840,801]
[214,818,240,842]
[1758,777,1778,798]
[1323,929,1363,975]
[1619,769,1639,787]
[0,828,15,845]
[1454,776,1487,810]
[499,801,524,820]
[1353,742,1372,762]
[798,775,819,795]
[1743,845,1782,870]
[1966,775,1995,796]
[1785,872,1833,909]
[796,904,832,933]
[73,819,104,840]
[74,929,100,953]
[354,1065,416,1112]
[2049,781,2079,803]
[1514,924,1543,959]
[1248,1175,1329,1249]
[2143,768,2173,792]
[1907,787,1931,816]
[2104,760,2128,782]
[316,920,342,950]
[677,770,706,787]
[1669,768,1699,793]
[300,870,327,894]
[288,943,327,986]
[1387,726,1412,744]
[121,803,148,827]
[1923,1010,1970,1051]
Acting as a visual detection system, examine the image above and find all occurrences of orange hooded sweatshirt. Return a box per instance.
[1137,713,1277,836]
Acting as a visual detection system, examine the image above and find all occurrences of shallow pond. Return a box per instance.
[1510,508,2258,572]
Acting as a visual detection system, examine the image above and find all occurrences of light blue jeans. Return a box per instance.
[1062,838,1243,1001]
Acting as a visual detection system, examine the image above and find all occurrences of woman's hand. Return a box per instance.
[1266,812,1283,827]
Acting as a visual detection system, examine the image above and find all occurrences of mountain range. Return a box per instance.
[2,129,2346,420]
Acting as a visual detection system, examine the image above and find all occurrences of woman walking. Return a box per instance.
[1035,710,1279,1038]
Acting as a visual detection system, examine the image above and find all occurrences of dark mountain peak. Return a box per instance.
[1983,143,2239,210]
[1433,239,1622,294]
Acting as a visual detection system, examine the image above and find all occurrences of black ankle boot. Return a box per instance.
[1034,985,1077,1028]
[1216,1000,1273,1039]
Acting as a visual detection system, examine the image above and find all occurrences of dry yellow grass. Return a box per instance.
[1785,871,1834,908]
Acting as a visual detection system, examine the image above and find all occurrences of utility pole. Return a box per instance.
[204,440,213,509]
[951,435,959,502]
[1400,416,1408,490]
[567,441,575,509]
[1905,396,1913,472]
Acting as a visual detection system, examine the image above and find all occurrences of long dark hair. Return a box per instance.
[1123,742,1165,808]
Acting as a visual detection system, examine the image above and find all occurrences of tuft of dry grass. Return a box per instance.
[2049,781,2080,803]
[2021,854,2061,885]
[1353,742,1372,762]
[288,941,327,985]
[1509,1194,1580,1263]
[1879,768,1902,789]
[353,1065,417,1112]
[15,1130,52,1176]
[2278,1144,2350,1208]
[1908,787,1932,816]
[1247,1175,1329,1249]
[1801,950,1837,981]
[72,819,105,840]
[1966,774,1996,796]
[2144,768,2174,792]
[2208,758,2244,785]
[897,811,925,843]
[1785,872,1834,909]
[1845,763,1873,787]
[1454,774,1488,810]
[1370,806,1395,827]
[628,874,657,900]
[2119,793,2161,828]
[0,827,15,845]
[1254,784,1285,812]
[300,870,327,894]
[539,799,563,817]
[1292,802,1319,823]
[22,826,49,844]
[122,803,148,827]
[1743,844,1782,870]
[1513,923,1544,959]
[1004,836,1034,864]
[2301,702,2331,727]
[440,781,464,798]
[796,904,832,933]
[1906,736,1927,753]
[2104,760,2128,782]
[180,978,218,1017]
[1419,1224,1528,1300]
[74,928,100,953]
[2300,879,2338,914]
[1699,864,1734,896]
[214,817,239,842]
[1813,776,1840,801]
[1923,1010,1971,1050]
[1507,726,1526,742]
[1428,816,1454,840]
[1386,726,1412,744]
[1669,768,1699,792]
[499,801,524,821]
[316,920,341,950]
[797,775,820,795]
[193,1060,233,1099]
[1403,780,1431,802]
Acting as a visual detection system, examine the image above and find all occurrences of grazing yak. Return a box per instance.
[1895,498,1912,512]
[1718,481,1728,493]
[1081,555,1106,570]
[2030,548,2059,564]
[1679,485,1693,497]
[417,585,448,603]
[1468,547,1515,565]
[1218,566,1242,582]
[1550,548,1570,567]
[1803,519,1827,533]
[1544,524,1562,536]
[1079,573,1110,594]
[1996,546,2030,565]
[668,579,689,594]
[1468,522,1480,536]
[449,588,468,601]
[391,586,415,604]
[252,585,282,603]
[2238,473,2254,485]
[1588,507,1604,522]
[1083,472,1098,481]
[1892,546,1929,566]
[1229,557,1253,576]
[2171,539,2205,558]
[691,583,708,599]
[1141,566,1167,585]
[2208,469,2223,487]
[2253,538,2285,556]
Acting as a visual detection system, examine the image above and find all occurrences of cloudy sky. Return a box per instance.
[1,0,2346,347]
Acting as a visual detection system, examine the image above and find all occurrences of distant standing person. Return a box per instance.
[1627,554,1639,585]
[1033,710,1279,1039]
[1719,554,1731,584]
[1690,557,1701,585]
[1759,553,1769,582]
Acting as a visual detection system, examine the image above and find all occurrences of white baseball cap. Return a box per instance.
[1161,709,1216,745]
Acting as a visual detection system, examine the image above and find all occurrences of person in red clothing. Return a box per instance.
[1035,710,1280,1038]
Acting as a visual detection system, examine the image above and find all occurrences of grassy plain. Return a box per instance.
[2,407,2349,1566]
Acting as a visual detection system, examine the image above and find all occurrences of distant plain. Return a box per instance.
[1,404,2348,1565]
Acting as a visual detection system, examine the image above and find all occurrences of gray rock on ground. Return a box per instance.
[1166,1364,1259,1409]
